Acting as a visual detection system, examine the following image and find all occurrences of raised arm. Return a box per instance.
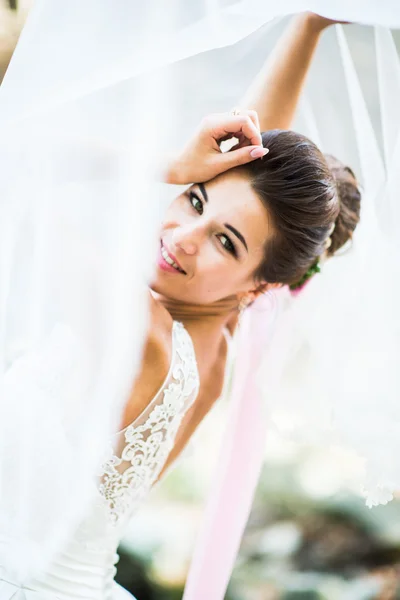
[164,14,340,186]
[241,13,339,131]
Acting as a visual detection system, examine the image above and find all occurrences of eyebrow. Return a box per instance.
[198,183,208,203]
[225,223,248,252]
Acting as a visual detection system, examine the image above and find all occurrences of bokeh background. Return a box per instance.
[2,2,400,598]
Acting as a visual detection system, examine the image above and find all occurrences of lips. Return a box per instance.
[160,241,186,274]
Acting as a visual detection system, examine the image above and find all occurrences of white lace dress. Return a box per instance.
[0,321,199,600]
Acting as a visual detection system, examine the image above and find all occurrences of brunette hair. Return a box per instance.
[242,130,361,286]
[324,154,361,256]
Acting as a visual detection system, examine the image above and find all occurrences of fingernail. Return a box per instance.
[250,147,269,159]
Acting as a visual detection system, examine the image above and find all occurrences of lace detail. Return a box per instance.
[98,322,199,525]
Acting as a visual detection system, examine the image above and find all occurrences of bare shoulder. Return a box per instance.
[119,292,174,429]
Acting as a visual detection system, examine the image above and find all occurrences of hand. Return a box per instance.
[303,12,349,31]
[165,110,268,185]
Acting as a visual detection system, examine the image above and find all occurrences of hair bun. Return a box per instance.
[324,154,361,256]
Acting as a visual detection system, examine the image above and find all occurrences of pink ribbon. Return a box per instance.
[183,293,277,600]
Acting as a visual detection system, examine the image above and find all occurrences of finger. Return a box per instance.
[230,108,260,132]
[208,114,262,147]
[217,144,269,173]
[231,108,260,135]
[229,116,261,146]
[229,142,241,152]
[243,109,260,132]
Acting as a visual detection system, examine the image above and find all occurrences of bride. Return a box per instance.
[0,6,392,600]
[1,10,361,600]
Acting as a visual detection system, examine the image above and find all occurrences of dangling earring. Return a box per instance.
[237,297,249,327]
[238,297,249,313]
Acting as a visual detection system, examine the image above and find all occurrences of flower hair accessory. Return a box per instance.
[289,222,335,296]
[289,260,321,296]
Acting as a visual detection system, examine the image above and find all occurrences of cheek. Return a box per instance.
[194,260,249,298]
[162,197,188,224]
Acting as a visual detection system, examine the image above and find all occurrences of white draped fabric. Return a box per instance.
[0,0,399,583]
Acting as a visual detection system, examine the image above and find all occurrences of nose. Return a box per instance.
[172,224,203,256]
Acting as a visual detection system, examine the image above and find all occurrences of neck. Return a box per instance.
[152,292,239,329]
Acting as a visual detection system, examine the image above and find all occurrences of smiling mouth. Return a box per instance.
[161,242,186,274]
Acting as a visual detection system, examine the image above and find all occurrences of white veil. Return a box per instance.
[260,24,400,508]
[0,0,399,580]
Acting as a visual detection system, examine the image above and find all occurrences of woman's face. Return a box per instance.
[150,170,272,305]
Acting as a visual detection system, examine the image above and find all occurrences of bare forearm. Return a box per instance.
[241,13,331,131]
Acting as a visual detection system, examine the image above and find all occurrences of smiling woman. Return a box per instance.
[138,119,359,516]
[0,4,397,600]
[151,127,345,309]
[152,170,270,305]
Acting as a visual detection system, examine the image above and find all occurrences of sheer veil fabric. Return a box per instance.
[0,0,399,591]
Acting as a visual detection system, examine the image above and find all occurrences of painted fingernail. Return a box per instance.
[250,147,269,158]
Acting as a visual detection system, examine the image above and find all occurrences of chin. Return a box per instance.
[149,276,182,299]
[148,277,164,295]
[149,270,223,305]
[149,278,198,304]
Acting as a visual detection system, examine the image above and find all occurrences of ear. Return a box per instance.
[238,282,281,308]
[250,281,282,300]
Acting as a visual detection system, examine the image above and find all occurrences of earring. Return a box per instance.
[238,297,249,313]
[237,296,250,328]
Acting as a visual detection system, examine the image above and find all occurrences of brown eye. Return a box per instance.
[189,192,203,215]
